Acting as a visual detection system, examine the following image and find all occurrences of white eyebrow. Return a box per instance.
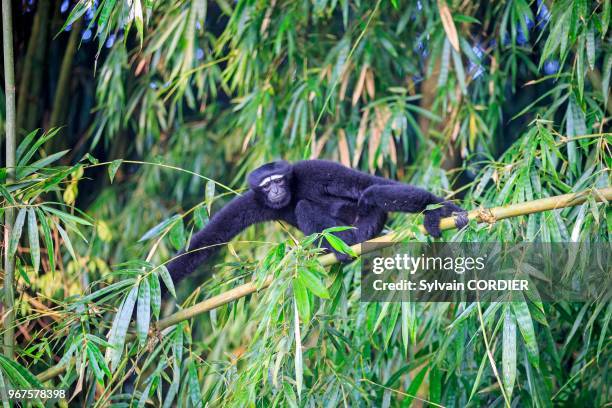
[258,174,283,187]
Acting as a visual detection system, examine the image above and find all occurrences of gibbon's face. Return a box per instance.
[258,174,291,208]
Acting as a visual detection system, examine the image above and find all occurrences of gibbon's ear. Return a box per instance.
[247,160,293,190]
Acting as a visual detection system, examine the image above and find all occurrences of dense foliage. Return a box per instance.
[1,0,610,406]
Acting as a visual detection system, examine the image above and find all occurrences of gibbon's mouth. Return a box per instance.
[269,193,286,203]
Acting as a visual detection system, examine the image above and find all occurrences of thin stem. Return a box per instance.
[476,301,511,407]
[2,0,17,359]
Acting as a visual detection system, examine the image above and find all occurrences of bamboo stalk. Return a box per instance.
[18,0,50,132]
[2,0,17,359]
[35,186,611,382]
[17,0,45,131]
[49,19,82,129]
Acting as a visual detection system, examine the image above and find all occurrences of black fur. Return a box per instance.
[166,160,466,285]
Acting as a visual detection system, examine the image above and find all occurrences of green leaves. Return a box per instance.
[87,341,111,383]
[502,308,517,399]
[8,208,26,257]
[27,208,40,274]
[108,159,123,183]
[452,48,467,95]
[169,219,186,251]
[40,204,93,226]
[0,354,44,406]
[293,277,310,322]
[149,272,162,320]
[294,263,330,322]
[438,38,451,87]
[15,128,62,179]
[105,284,138,371]
[158,264,176,298]
[137,277,151,346]
[194,205,209,229]
[297,267,330,300]
[512,302,540,369]
[603,53,611,108]
[205,180,215,214]
[322,229,356,258]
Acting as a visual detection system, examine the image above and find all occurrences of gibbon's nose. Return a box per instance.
[269,186,285,201]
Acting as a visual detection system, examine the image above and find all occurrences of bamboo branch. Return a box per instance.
[155,187,612,329]
[2,0,17,359]
[35,186,611,382]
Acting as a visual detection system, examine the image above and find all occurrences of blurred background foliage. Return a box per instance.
[0,0,610,406]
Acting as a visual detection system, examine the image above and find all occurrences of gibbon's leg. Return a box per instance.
[296,200,387,261]
[295,200,357,261]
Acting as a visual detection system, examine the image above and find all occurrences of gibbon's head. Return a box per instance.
[248,161,293,209]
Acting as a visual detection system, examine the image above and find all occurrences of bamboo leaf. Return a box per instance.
[0,354,44,388]
[602,53,611,108]
[512,302,540,369]
[138,375,157,408]
[15,129,39,163]
[137,277,151,346]
[586,27,595,70]
[36,208,54,274]
[56,222,78,263]
[158,265,176,298]
[61,0,90,31]
[9,208,26,257]
[402,365,428,406]
[149,273,161,320]
[0,184,15,205]
[194,206,209,229]
[139,215,179,242]
[205,180,215,214]
[16,128,60,168]
[0,368,10,408]
[502,308,517,399]
[438,0,460,52]
[187,359,203,407]
[106,284,138,371]
[452,49,467,95]
[17,150,69,179]
[293,302,303,398]
[79,279,136,304]
[603,0,610,38]
[298,267,330,299]
[401,302,410,354]
[293,278,311,322]
[27,208,40,274]
[108,159,123,183]
[169,218,186,250]
[41,204,93,226]
[323,233,356,257]
[98,0,117,33]
[87,342,105,382]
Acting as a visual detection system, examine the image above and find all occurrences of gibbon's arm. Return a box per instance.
[165,191,280,285]
[359,184,466,237]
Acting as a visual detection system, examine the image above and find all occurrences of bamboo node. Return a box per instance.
[476,207,497,224]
